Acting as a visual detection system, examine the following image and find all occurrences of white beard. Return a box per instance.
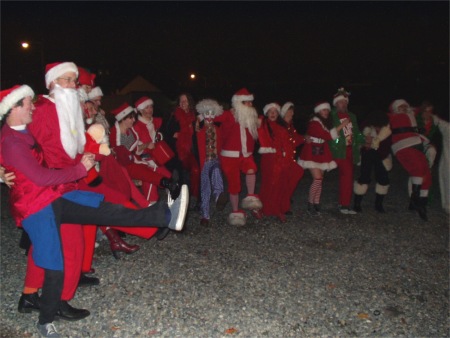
[232,102,258,139]
[52,85,86,158]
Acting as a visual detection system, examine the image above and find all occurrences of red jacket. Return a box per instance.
[173,107,196,159]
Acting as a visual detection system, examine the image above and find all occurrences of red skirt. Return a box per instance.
[298,142,337,171]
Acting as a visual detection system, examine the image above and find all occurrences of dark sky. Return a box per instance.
[1,1,449,110]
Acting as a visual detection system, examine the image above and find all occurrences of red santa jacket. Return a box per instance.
[133,116,163,157]
[1,124,86,226]
[27,95,83,193]
[173,107,196,159]
[109,124,142,167]
[388,112,424,154]
[214,110,256,158]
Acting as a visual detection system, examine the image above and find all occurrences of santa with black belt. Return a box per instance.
[388,99,432,220]
[213,88,262,226]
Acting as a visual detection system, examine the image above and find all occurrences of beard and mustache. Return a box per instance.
[51,84,86,158]
[232,101,258,139]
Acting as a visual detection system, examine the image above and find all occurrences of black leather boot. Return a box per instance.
[353,194,363,212]
[160,177,181,200]
[18,292,40,313]
[375,194,385,213]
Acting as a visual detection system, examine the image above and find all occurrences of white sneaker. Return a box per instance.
[36,322,61,337]
[339,206,357,215]
[168,185,189,231]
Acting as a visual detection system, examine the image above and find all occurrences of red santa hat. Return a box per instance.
[332,87,350,106]
[263,102,281,116]
[45,62,78,89]
[389,99,409,114]
[88,86,103,99]
[232,88,254,103]
[112,103,135,121]
[0,85,35,119]
[78,67,96,87]
[314,102,331,113]
[135,96,154,111]
[280,102,294,118]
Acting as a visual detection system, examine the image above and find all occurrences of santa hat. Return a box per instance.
[112,103,135,121]
[45,62,78,89]
[88,86,103,99]
[332,87,350,106]
[263,102,281,116]
[0,85,35,119]
[314,102,331,113]
[196,99,223,117]
[135,96,153,111]
[232,88,254,104]
[280,102,294,118]
[389,99,409,114]
[78,67,96,87]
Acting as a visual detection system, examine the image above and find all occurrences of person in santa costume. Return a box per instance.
[353,110,392,213]
[0,84,189,338]
[195,99,228,226]
[299,102,350,215]
[213,88,263,226]
[280,102,305,215]
[258,103,293,223]
[388,99,432,220]
[77,66,95,103]
[109,102,180,204]
[87,86,110,133]
[328,88,365,214]
[165,93,201,208]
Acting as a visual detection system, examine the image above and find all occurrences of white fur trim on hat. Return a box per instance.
[0,85,35,119]
[136,98,153,111]
[332,95,349,106]
[45,62,78,89]
[88,86,103,99]
[115,106,135,121]
[390,99,409,114]
[232,93,254,103]
[263,103,281,116]
[280,102,294,118]
[314,102,331,113]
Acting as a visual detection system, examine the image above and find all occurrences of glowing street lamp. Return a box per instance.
[20,40,45,71]
[190,73,196,80]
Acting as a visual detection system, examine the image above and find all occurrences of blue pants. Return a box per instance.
[200,159,224,219]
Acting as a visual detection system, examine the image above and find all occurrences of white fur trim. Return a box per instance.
[280,102,294,118]
[391,136,422,154]
[314,102,331,113]
[420,189,429,197]
[333,95,349,106]
[0,85,34,119]
[228,212,246,226]
[390,99,408,113]
[241,195,262,210]
[263,103,281,116]
[115,106,135,121]
[88,86,103,99]
[136,98,153,111]
[258,147,276,154]
[411,176,423,184]
[115,121,121,146]
[232,94,254,103]
[375,184,389,195]
[221,149,240,158]
[354,181,368,195]
[298,159,337,171]
[45,62,78,89]
[330,128,338,140]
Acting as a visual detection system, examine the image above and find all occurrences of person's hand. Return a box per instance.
[147,142,155,150]
[0,166,15,188]
[173,132,179,139]
[341,118,350,127]
[304,134,312,144]
[81,153,95,171]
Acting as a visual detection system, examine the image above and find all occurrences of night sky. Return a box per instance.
[1,1,449,114]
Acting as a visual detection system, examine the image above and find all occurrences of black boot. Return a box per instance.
[160,177,181,200]
[410,184,427,220]
[353,194,363,212]
[78,274,100,287]
[417,197,428,221]
[375,194,385,213]
[18,292,40,313]
[55,301,90,321]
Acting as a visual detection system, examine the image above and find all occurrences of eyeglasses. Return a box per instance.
[57,77,79,85]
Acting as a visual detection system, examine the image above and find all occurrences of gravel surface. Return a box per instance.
[1,161,448,338]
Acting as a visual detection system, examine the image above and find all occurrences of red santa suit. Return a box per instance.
[388,100,432,196]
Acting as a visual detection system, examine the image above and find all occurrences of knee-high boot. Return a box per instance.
[410,184,427,221]
[353,195,363,212]
[104,228,140,260]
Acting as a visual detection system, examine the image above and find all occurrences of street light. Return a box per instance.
[21,40,45,71]
[190,73,196,80]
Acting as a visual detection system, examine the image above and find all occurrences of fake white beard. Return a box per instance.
[232,102,258,139]
[52,84,86,158]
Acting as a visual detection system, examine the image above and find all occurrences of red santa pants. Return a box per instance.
[282,160,304,213]
[395,147,432,192]
[24,224,84,301]
[334,146,354,207]
[220,156,257,194]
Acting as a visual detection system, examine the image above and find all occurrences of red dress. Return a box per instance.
[298,117,338,171]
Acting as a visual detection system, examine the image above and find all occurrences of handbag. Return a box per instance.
[152,140,175,166]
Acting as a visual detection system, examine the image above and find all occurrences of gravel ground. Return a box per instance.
[1,161,448,338]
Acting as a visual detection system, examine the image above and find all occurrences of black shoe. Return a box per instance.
[18,292,40,313]
[284,210,293,216]
[55,301,90,321]
[160,177,181,200]
[78,274,100,287]
[155,227,171,241]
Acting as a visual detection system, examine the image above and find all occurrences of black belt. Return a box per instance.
[392,127,418,134]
